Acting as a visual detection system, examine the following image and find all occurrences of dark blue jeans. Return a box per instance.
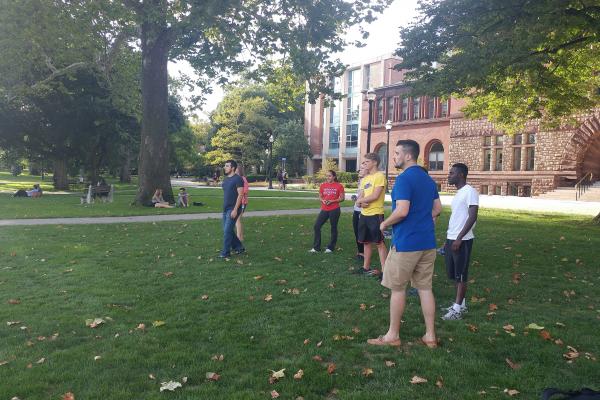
[221,208,244,256]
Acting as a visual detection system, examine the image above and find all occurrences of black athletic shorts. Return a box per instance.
[444,239,474,282]
[357,214,384,244]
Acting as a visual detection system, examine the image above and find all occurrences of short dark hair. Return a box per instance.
[179,187,185,191]
[452,163,469,178]
[225,159,238,170]
[396,140,420,160]
[364,152,380,166]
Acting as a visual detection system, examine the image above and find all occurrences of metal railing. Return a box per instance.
[575,172,594,201]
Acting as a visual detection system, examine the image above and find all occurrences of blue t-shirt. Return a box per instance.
[391,165,439,252]
[222,174,244,211]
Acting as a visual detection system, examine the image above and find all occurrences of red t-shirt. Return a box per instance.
[320,182,345,211]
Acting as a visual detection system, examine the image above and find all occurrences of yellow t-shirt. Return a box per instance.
[360,172,386,216]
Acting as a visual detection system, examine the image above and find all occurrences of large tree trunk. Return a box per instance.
[53,158,69,190]
[135,9,173,204]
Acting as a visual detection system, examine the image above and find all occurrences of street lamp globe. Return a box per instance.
[385,120,393,131]
[366,88,376,102]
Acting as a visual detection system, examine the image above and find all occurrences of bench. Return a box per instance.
[82,184,114,204]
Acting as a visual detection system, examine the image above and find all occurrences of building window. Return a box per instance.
[428,142,444,171]
[494,186,502,195]
[526,147,535,170]
[377,97,384,125]
[495,149,503,171]
[514,134,523,145]
[483,149,492,171]
[412,97,421,120]
[527,133,536,144]
[329,126,339,149]
[522,186,531,197]
[509,184,518,196]
[346,159,357,172]
[513,147,522,171]
[387,97,394,123]
[427,97,435,119]
[401,97,408,121]
[495,136,504,145]
[377,144,388,172]
[480,185,488,195]
[484,136,492,146]
[346,123,358,148]
[440,99,449,117]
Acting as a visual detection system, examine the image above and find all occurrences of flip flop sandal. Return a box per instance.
[367,335,401,347]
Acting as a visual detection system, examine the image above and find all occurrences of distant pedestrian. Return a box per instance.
[352,162,367,261]
[368,140,442,348]
[441,163,479,321]
[282,169,288,190]
[219,160,245,258]
[355,153,388,276]
[309,170,345,253]
[277,169,283,190]
[235,165,250,241]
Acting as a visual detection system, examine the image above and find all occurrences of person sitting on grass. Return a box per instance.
[177,187,189,208]
[152,189,173,208]
[309,170,345,253]
[14,184,43,198]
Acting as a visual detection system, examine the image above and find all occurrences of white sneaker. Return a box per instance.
[441,303,468,313]
[308,248,318,253]
[324,249,333,253]
[442,308,463,321]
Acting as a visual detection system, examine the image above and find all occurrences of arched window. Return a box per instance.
[377,144,388,171]
[428,142,444,171]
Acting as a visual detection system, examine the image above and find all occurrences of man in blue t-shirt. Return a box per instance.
[367,140,442,348]
[219,159,245,258]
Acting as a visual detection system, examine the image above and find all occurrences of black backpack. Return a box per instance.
[542,388,600,400]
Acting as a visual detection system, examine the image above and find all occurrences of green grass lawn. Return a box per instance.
[0,186,321,219]
[1,209,599,399]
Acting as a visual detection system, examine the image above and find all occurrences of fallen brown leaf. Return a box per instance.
[264,294,273,302]
[270,390,280,399]
[201,294,209,300]
[385,360,396,367]
[62,393,75,400]
[274,257,283,262]
[466,323,478,332]
[410,375,428,384]
[327,363,336,374]
[163,271,173,277]
[504,388,520,396]
[489,303,498,311]
[362,368,373,377]
[505,358,521,370]
[293,369,304,380]
[312,355,323,362]
[359,303,367,311]
[206,372,221,381]
[211,354,224,361]
[540,330,552,340]
[436,377,444,388]
[8,299,21,305]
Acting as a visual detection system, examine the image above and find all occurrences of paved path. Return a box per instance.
[0,207,355,226]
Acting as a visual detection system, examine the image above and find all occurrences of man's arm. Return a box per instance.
[381,200,410,231]
[451,205,479,251]
[357,186,383,206]
[432,198,442,223]
[230,186,244,218]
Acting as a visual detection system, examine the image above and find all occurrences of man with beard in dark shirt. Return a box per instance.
[219,159,245,258]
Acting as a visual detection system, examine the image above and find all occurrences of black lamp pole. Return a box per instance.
[365,89,376,154]
[385,120,392,193]
[267,134,274,189]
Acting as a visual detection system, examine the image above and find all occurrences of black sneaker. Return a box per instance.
[353,267,369,275]
[234,248,246,255]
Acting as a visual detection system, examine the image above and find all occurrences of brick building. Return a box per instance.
[305,56,600,196]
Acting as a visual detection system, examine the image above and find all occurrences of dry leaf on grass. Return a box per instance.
[303,339,310,345]
[206,372,221,381]
[293,369,304,380]
[7,321,21,326]
[505,358,521,370]
[270,390,280,399]
[539,330,552,340]
[436,377,444,388]
[62,393,75,400]
[8,299,21,305]
[211,354,224,361]
[253,275,263,280]
[270,369,285,380]
[527,323,544,330]
[312,355,323,362]
[136,323,145,330]
[152,320,166,327]
[385,360,396,367]
[327,363,336,374]
[35,358,45,364]
[563,346,580,360]
[159,381,182,392]
[163,272,173,277]
[362,368,373,377]
[489,304,498,311]
[466,323,478,332]
[201,295,209,300]
[359,303,367,311]
[274,257,283,262]
[316,341,323,347]
[85,318,105,328]
[504,388,520,396]
[264,294,273,302]
[410,375,428,384]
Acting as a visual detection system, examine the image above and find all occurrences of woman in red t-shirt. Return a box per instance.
[309,170,345,253]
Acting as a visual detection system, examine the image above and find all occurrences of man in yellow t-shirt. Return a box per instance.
[356,153,388,276]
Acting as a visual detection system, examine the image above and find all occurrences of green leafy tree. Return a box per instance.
[272,120,311,176]
[395,0,600,133]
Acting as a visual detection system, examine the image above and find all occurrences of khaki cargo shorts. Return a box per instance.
[381,247,436,291]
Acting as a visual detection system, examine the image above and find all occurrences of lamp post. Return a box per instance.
[267,133,274,189]
[384,120,392,193]
[366,88,376,153]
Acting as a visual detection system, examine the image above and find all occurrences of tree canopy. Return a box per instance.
[395,0,600,133]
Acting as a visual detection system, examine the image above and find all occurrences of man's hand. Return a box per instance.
[230,209,238,219]
[379,221,387,232]
[451,238,462,252]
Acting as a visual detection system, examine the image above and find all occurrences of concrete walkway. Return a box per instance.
[0,207,355,226]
